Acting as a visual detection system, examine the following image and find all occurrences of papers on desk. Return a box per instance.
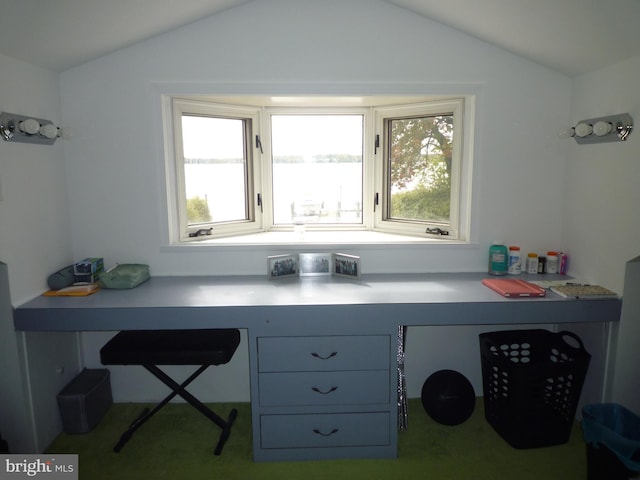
[43,284,100,296]
[550,284,618,299]
[526,278,619,299]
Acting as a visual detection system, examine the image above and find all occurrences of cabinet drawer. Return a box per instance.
[261,412,390,449]
[258,335,389,372]
[259,370,389,406]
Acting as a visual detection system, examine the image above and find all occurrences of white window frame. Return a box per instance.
[260,106,372,233]
[373,99,464,239]
[164,95,472,244]
[171,98,263,241]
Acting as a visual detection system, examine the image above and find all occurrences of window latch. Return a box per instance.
[188,227,213,238]
[374,134,380,155]
[255,135,263,154]
[257,193,263,213]
[425,227,449,236]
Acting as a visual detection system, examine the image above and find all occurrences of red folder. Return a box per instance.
[482,278,546,298]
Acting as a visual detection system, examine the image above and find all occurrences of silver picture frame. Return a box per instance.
[299,253,332,277]
[267,254,299,279]
[332,253,360,278]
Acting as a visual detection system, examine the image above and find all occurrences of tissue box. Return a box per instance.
[74,257,104,283]
[57,368,112,434]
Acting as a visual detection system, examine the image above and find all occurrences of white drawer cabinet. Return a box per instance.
[251,334,397,461]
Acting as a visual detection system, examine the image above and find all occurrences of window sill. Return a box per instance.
[163,230,467,250]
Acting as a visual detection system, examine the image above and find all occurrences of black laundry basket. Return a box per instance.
[582,403,640,480]
[479,329,591,449]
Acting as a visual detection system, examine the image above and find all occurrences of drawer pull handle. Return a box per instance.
[313,428,339,437]
[311,351,337,360]
[311,386,338,395]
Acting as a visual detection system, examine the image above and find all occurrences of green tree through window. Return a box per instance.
[187,196,212,224]
[388,115,453,223]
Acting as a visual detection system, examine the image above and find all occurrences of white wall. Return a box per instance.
[565,56,640,292]
[0,54,79,452]
[57,0,577,404]
[0,54,73,304]
[59,0,572,273]
[565,55,640,411]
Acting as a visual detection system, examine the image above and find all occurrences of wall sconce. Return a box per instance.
[559,113,633,144]
[0,112,67,145]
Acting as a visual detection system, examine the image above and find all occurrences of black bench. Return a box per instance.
[100,329,241,455]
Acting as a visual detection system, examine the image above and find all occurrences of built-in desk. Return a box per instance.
[13,273,622,461]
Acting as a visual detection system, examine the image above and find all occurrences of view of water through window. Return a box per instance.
[270,114,363,225]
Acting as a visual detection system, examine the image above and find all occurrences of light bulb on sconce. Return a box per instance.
[18,118,40,135]
[593,121,613,137]
[574,122,593,138]
[39,123,59,139]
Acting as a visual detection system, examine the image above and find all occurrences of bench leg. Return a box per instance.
[213,408,238,456]
[112,364,237,455]
[112,365,208,453]
[144,364,237,455]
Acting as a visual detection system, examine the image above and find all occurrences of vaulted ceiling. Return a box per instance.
[1,0,639,77]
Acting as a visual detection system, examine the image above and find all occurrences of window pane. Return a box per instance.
[181,115,249,225]
[387,115,453,223]
[271,115,363,225]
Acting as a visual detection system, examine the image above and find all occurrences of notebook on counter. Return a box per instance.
[482,278,546,298]
[550,284,618,299]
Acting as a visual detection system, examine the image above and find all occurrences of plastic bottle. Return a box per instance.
[537,256,546,274]
[558,252,568,274]
[488,242,508,276]
[546,251,559,274]
[507,246,522,275]
[526,253,538,274]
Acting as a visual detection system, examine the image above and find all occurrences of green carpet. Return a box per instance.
[47,399,588,479]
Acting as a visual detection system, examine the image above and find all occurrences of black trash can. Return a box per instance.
[479,329,590,449]
[582,403,640,480]
[57,368,113,434]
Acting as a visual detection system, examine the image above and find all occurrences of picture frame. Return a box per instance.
[332,253,360,278]
[267,254,299,279]
[299,253,332,277]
